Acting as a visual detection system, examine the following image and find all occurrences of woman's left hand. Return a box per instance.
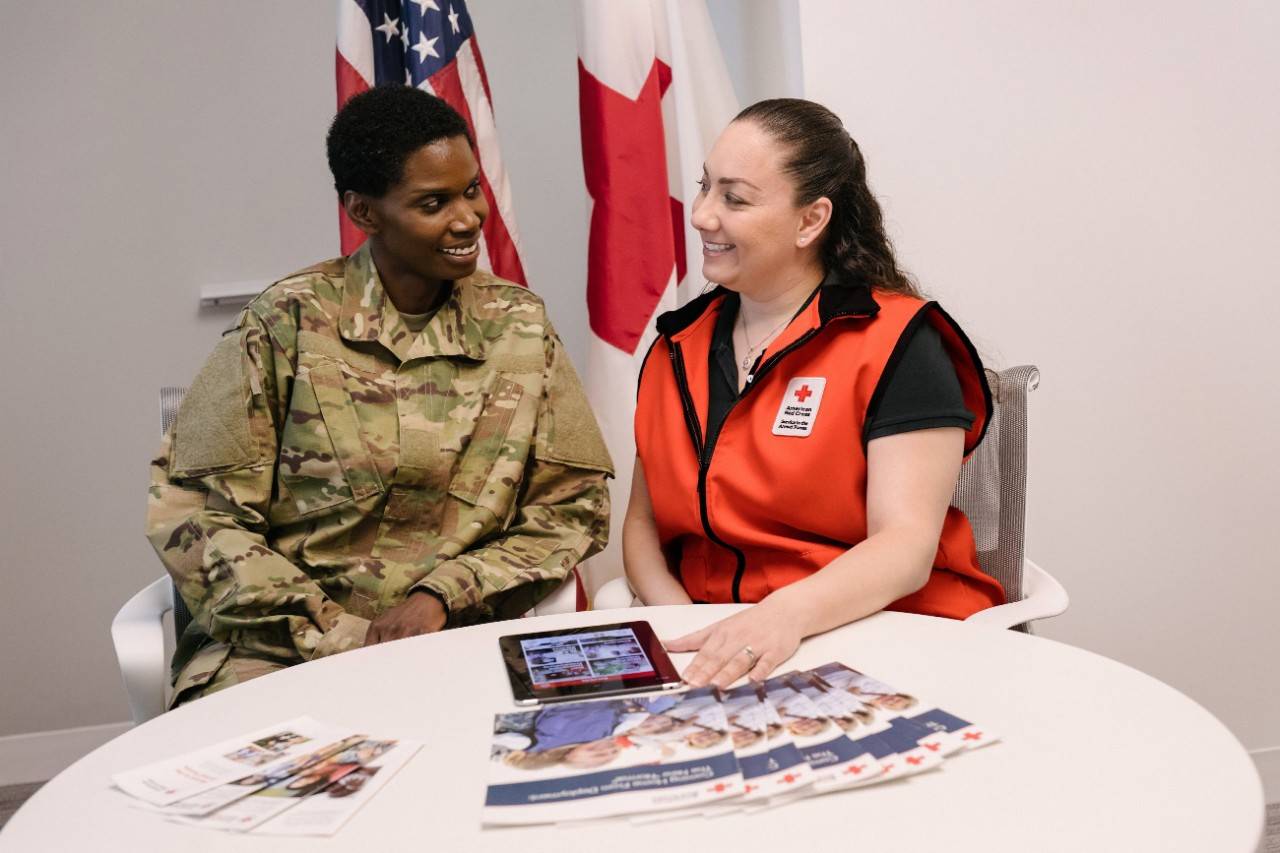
[664,598,804,688]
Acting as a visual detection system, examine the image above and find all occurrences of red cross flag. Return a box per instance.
[576,0,738,591]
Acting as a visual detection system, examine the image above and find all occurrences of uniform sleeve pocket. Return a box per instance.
[171,336,261,476]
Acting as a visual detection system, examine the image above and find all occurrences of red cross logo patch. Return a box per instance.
[772,377,827,437]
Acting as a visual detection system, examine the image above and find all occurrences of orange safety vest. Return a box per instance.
[634,283,1005,619]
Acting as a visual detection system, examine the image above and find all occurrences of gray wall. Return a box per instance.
[800,0,1280,754]
[1,2,339,736]
[0,1,794,738]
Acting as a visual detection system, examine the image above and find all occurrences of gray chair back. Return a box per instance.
[159,386,195,641]
[950,365,1039,631]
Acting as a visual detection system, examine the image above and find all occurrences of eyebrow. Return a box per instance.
[716,176,760,191]
[702,166,761,192]
[407,172,482,198]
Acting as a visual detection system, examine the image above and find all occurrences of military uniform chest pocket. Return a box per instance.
[279,360,385,517]
[447,375,540,522]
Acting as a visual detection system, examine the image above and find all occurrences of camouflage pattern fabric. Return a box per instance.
[147,244,613,703]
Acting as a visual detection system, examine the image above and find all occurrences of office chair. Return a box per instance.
[592,365,1068,631]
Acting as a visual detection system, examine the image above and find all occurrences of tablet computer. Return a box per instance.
[498,621,684,705]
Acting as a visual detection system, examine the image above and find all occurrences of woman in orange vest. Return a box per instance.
[624,99,1004,690]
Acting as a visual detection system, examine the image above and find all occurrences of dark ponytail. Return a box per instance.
[733,98,919,297]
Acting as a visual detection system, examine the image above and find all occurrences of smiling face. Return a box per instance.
[690,120,830,299]
[346,134,488,309]
[685,729,727,749]
[786,717,829,738]
[564,737,622,769]
[872,694,917,712]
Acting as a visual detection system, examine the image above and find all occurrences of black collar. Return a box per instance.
[654,271,880,338]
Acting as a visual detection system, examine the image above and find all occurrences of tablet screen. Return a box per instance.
[500,620,682,703]
[520,627,655,689]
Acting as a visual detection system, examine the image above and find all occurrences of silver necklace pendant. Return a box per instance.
[741,353,754,371]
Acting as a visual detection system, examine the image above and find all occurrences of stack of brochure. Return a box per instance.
[483,662,997,825]
[111,717,420,836]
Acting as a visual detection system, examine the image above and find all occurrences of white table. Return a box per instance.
[0,606,1264,852]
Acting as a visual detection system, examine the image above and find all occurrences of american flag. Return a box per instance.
[575,0,738,590]
[335,0,526,284]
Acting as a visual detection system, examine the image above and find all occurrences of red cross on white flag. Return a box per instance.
[575,0,738,593]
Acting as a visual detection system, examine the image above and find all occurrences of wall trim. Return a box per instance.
[0,721,131,786]
[1254,745,1280,805]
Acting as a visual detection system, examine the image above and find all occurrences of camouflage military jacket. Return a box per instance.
[147,245,613,698]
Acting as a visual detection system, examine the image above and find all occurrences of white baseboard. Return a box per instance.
[1255,746,1280,805]
[0,721,132,787]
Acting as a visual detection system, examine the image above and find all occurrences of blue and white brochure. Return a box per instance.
[760,676,879,793]
[811,662,999,753]
[722,683,813,802]
[482,687,744,825]
[797,668,946,778]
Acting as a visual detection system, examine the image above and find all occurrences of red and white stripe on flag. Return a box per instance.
[335,0,526,285]
[576,0,738,591]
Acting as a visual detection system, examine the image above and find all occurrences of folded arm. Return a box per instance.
[408,322,614,625]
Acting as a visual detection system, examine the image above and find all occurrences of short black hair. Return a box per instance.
[326,85,471,199]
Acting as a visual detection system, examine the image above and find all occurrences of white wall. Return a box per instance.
[799,1,1280,753]
[0,0,795,745]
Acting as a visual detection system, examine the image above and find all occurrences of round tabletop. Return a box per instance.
[0,606,1264,852]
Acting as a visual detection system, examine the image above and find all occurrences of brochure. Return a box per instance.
[111,717,354,806]
[174,738,400,832]
[721,683,812,801]
[811,662,999,752]
[782,673,890,787]
[760,676,879,793]
[253,740,421,836]
[152,734,369,817]
[482,687,744,825]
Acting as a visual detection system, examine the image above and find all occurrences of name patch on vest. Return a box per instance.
[772,377,826,437]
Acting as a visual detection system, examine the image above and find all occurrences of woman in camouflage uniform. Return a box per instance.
[147,86,613,704]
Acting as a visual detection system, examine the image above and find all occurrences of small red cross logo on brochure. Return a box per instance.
[772,377,827,437]
[963,731,984,742]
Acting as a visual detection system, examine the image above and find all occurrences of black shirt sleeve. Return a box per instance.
[865,320,975,442]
